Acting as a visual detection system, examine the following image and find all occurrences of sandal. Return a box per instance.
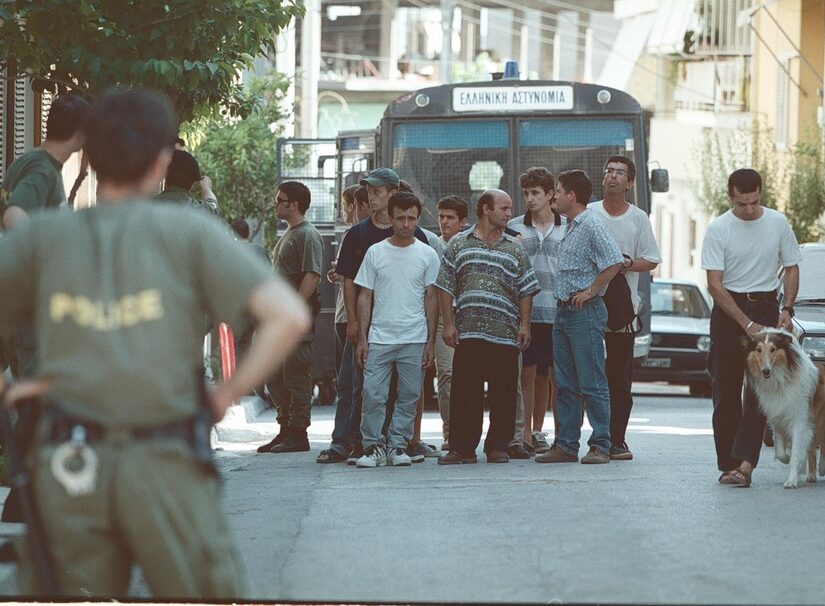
[719,467,752,487]
[316,449,348,464]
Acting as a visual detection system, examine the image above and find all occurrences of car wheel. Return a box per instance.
[689,382,712,398]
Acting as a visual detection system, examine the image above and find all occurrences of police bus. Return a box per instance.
[280,75,668,403]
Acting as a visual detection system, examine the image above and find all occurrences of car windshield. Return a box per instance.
[651,282,710,318]
[794,246,825,302]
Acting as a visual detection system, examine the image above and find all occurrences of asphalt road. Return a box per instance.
[216,384,825,605]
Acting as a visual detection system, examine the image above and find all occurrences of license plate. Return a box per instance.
[642,358,671,368]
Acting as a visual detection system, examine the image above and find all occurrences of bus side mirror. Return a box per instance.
[650,169,669,193]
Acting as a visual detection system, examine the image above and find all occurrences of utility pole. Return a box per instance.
[441,0,455,83]
[275,23,297,138]
[299,0,321,138]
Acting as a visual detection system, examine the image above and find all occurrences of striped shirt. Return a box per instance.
[508,213,565,324]
[436,229,540,347]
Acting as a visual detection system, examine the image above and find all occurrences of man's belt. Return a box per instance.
[556,295,602,308]
[727,289,777,302]
[42,408,201,445]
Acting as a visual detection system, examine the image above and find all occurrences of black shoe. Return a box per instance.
[506,442,531,459]
[270,429,310,453]
[256,430,288,453]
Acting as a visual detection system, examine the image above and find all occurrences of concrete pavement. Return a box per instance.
[219,389,824,604]
[2,387,823,602]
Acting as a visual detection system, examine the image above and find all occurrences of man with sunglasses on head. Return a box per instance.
[257,181,324,454]
[590,156,661,461]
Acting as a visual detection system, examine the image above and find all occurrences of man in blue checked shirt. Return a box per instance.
[536,170,623,465]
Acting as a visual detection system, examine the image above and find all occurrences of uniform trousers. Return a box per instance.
[266,339,313,430]
[19,436,244,598]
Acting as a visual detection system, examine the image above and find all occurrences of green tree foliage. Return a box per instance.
[785,138,825,243]
[190,74,290,248]
[695,121,825,243]
[0,0,303,121]
[694,119,780,217]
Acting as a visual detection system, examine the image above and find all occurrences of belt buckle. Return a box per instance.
[746,292,758,302]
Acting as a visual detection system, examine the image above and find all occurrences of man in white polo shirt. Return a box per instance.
[591,156,661,461]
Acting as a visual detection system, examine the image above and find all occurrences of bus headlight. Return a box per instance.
[697,336,711,352]
[597,89,612,104]
[802,336,825,360]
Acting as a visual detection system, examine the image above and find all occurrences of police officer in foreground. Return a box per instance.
[0,88,311,599]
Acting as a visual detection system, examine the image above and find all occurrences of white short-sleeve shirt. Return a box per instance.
[354,238,441,344]
[701,208,801,292]
[591,201,662,313]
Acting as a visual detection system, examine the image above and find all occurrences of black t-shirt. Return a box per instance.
[336,218,429,280]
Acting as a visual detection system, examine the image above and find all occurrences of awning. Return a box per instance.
[596,13,655,91]
[646,0,697,56]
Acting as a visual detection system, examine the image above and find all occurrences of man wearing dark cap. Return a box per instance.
[155,150,218,213]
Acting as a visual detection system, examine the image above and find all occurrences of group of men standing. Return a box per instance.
[0,84,803,600]
[283,156,663,469]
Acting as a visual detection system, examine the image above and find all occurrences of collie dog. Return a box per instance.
[743,329,825,488]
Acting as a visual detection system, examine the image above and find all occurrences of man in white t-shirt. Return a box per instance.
[354,192,441,467]
[701,168,800,487]
[591,156,662,461]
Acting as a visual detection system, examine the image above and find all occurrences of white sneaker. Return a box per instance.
[388,447,412,466]
[356,444,387,468]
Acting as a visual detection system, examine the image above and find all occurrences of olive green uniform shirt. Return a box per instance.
[1,149,65,216]
[272,220,324,340]
[0,202,271,428]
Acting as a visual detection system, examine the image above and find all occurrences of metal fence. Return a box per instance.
[276,138,338,224]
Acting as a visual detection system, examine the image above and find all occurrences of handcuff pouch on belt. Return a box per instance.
[43,405,216,497]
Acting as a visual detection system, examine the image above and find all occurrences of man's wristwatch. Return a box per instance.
[782,306,795,317]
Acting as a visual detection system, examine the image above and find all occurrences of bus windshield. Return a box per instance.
[392,117,638,228]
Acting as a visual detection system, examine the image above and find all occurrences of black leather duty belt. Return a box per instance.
[42,408,199,445]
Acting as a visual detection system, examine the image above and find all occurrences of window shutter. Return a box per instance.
[13,78,27,159]
[40,90,52,142]
[0,65,6,182]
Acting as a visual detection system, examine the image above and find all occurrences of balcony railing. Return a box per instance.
[674,58,748,112]
[693,0,754,56]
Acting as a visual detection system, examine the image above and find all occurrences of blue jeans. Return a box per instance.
[553,297,611,456]
[329,336,364,455]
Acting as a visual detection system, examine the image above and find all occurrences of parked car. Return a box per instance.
[634,279,712,396]
[790,243,825,366]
